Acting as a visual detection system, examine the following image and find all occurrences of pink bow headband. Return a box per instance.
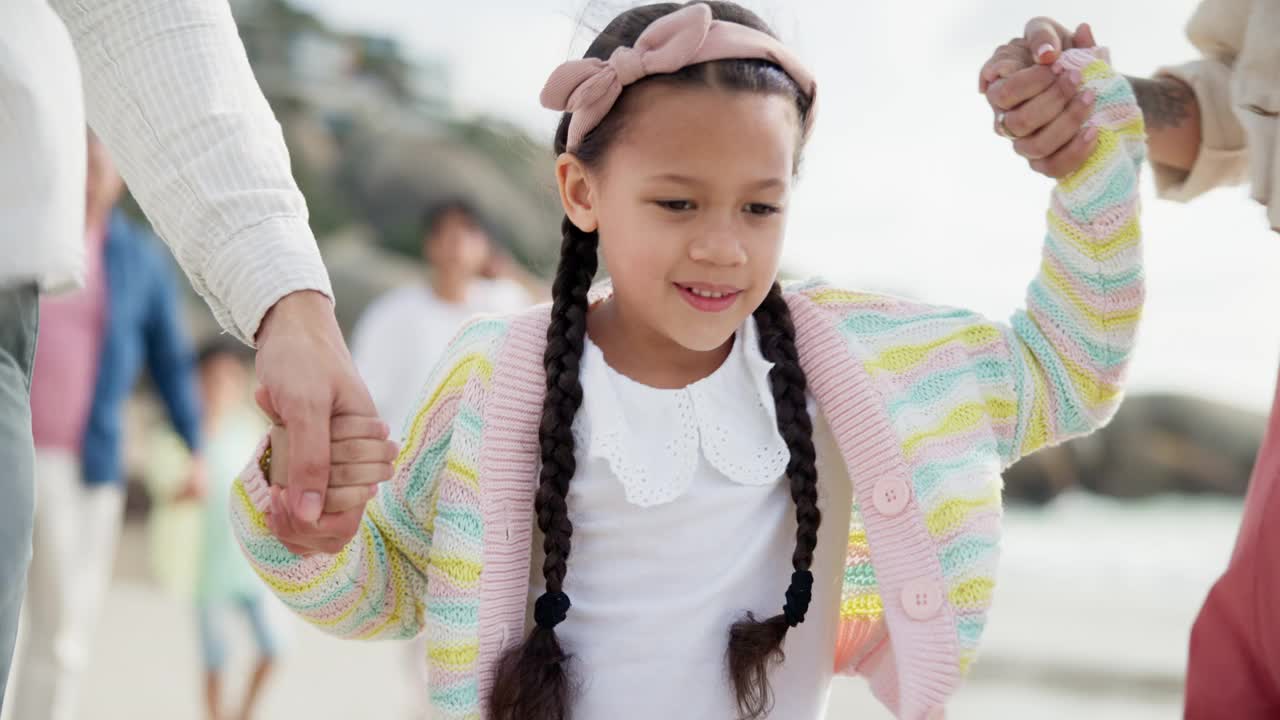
[540,3,818,151]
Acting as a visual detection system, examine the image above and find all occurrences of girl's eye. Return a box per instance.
[655,200,694,212]
[746,203,781,216]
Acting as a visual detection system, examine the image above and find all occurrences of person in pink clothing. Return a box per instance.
[979,9,1280,717]
[7,132,205,720]
[7,137,118,720]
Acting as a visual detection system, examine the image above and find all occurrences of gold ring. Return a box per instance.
[996,112,1016,139]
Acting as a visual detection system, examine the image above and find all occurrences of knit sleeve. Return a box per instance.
[991,47,1146,466]
[789,50,1144,708]
[228,317,506,640]
[795,48,1145,469]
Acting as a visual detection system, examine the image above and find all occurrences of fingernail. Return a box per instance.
[1084,126,1100,142]
[299,491,323,524]
[1036,43,1055,62]
[1070,69,1082,85]
[1082,89,1097,105]
[1052,63,1064,75]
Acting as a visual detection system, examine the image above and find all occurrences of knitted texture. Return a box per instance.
[231,317,509,717]
[230,48,1143,720]
[805,47,1145,701]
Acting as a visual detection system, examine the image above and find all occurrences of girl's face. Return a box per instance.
[559,84,800,354]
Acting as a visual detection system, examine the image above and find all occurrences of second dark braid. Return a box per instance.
[725,282,822,720]
[754,283,821,575]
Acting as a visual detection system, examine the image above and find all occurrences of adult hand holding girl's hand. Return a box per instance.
[980,18,1103,178]
[262,413,397,556]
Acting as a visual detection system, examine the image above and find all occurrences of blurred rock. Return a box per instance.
[227,0,564,262]
[1003,394,1266,503]
[338,121,561,273]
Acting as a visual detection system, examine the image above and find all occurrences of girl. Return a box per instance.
[231,3,1146,719]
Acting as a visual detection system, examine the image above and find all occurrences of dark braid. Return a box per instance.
[489,217,599,720]
[726,282,822,719]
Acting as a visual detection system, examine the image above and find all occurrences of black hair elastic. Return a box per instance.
[782,570,814,627]
[534,591,572,629]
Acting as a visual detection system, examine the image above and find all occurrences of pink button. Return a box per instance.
[872,477,911,516]
[901,580,942,621]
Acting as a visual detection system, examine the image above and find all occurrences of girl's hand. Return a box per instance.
[264,415,397,555]
[980,19,1102,178]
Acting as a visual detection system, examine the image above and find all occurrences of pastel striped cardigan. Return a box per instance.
[231,49,1145,720]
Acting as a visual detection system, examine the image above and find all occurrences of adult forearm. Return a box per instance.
[1127,74,1202,172]
[51,0,332,342]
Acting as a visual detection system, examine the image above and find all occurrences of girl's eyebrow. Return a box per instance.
[645,173,786,191]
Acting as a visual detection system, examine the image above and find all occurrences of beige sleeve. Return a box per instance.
[1151,58,1250,201]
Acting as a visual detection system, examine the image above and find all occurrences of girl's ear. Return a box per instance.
[556,153,599,233]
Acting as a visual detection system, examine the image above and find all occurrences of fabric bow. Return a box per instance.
[541,4,716,150]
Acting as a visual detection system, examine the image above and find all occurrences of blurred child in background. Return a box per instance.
[148,339,278,720]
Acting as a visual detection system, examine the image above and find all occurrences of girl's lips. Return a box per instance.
[675,282,742,313]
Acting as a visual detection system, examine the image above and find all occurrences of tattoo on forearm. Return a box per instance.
[1127,76,1195,130]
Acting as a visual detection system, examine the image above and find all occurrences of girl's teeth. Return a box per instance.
[689,288,726,298]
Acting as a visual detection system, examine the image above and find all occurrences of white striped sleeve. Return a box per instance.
[50,0,333,344]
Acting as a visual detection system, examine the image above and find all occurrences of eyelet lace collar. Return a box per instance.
[573,317,790,507]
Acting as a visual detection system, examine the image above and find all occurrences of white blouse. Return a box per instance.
[528,318,854,719]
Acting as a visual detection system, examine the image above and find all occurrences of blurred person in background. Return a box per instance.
[3,1,390,705]
[349,197,542,718]
[980,5,1279,717]
[4,131,204,720]
[351,198,543,436]
[189,339,278,720]
[143,338,279,720]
